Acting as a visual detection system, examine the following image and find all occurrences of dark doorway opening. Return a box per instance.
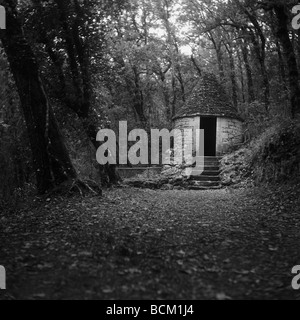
[200,117,217,156]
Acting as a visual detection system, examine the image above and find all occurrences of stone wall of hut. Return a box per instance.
[174,116,243,157]
[216,118,243,155]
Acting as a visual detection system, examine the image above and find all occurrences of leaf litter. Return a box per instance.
[0,182,299,300]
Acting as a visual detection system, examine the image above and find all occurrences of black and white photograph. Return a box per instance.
[0,0,300,302]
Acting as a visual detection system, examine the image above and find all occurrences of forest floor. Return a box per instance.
[0,181,300,300]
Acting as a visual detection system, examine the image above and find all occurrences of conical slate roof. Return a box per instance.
[174,73,240,120]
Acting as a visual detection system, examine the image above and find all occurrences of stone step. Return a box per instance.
[198,164,220,169]
[202,156,222,161]
[189,181,221,188]
[191,175,221,182]
[189,185,223,191]
[202,170,221,176]
[198,165,220,171]
[198,158,220,163]
[188,157,222,170]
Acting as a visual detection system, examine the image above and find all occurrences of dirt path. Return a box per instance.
[0,184,299,300]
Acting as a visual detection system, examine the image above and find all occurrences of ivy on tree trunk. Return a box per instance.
[0,0,77,194]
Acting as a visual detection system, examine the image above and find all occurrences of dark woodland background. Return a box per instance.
[0,0,300,301]
[0,0,300,198]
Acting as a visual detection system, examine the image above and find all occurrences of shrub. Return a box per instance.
[220,116,300,186]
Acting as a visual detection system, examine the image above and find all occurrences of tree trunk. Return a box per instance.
[241,41,255,103]
[191,55,202,76]
[274,37,289,106]
[245,11,270,111]
[250,31,270,111]
[132,65,147,126]
[44,0,120,185]
[171,75,177,117]
[225,43,238,109]
[0,1,77,194]
[269,11,289,101]
[274,4,300,117]
[176,65,186,103]
[84,118,120,186]
[297,29,300,75]
[216,47,225,83]
[209,34,225,82]
[237,49,246,104]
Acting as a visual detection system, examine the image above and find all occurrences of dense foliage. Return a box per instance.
[1,0,300,199]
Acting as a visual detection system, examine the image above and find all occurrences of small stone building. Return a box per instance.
[173,73,244,157]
